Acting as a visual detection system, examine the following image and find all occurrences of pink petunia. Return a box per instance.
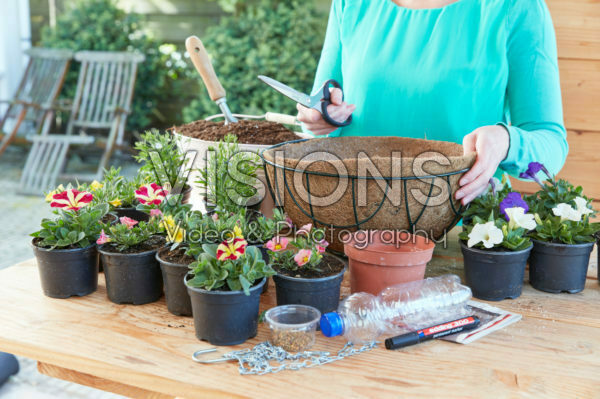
[120,216,138,229]
[285,217,294,228]
[297,223,312,236]
[294,249,312,267]
[50,189,93,211]
[135,183,168,205]
[265,237,289,252]
[150,208,163,218]
[96,230,111,245]
[316,245,326,254]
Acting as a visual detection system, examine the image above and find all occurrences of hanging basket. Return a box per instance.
[260,136,475,252]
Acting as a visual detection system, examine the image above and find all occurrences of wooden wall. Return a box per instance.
[512,0,600,211]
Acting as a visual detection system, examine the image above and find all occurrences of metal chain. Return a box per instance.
[221,341,378,375]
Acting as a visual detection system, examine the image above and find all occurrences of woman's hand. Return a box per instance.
[296,88,356,136]
[456,125,510,205]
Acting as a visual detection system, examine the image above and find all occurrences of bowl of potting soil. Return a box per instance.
[171,119,304,214]
[265,305,321,352]
[261,136,476,252]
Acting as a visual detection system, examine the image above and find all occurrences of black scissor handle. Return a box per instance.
[320,79,352,128]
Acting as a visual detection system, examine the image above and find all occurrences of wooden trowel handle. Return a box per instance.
[185,35,226,101]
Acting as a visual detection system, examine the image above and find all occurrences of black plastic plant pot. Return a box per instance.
[98,247,163,305]
[272,262,346,314]
[255,243,270,294]
[186,277,265,346]
[529,239,594,294]
[114,207,150,222]
[31,240,98,298]
[460,241,532,301]
[156,250,192,317]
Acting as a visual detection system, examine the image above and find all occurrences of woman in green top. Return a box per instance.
[298,0,568,205]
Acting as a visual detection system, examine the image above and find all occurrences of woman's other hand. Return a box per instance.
[456,125,510,205]
[297,88,356,136]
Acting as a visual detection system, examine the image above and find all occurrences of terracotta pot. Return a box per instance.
[344,230,435,295]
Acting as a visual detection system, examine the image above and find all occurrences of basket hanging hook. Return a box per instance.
[192,348,233,364]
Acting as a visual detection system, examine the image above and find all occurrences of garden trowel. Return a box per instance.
[185,35,238,124]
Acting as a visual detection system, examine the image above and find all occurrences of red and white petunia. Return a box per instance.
[96,230,111,245]
[216,238,247,261]
[297,223,312,236]
[135,183,168,205]
[265,237,289,252]
[50,189,93,211]
[294,249,312,267]
[120,216,138,229]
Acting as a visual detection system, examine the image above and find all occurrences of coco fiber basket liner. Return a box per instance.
[261,136,476,253]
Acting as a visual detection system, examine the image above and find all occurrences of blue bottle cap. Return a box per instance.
[320,312,344,337]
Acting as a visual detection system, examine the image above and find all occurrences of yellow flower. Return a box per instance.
[44,184,64,202]
[233,225,243,239]
[108,198,122,207]
[90,180,103,191]
[170,228,185,243]
[160,215,176,232]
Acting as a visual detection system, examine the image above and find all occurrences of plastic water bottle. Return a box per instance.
[320,275,472,343]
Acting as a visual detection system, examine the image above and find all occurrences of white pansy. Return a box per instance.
[505,207,537,230]
[574,197,593,216]
[468,222,504,249]
[552,203,582,222]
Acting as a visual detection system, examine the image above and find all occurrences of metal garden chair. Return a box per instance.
[0,48,72,157]
[19,51,144,195]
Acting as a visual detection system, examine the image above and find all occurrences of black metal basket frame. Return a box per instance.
[260,139,468,231]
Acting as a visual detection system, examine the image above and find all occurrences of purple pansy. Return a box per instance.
[499,192,529,221]
[519,162,552,187]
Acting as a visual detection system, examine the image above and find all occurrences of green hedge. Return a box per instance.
[182,0,328,122]
[41,0,185,133]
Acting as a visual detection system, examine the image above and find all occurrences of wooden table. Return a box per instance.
[0,230,598,399]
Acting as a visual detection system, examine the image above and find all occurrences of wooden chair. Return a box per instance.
[19,51,144,195]
[0,48,72,157]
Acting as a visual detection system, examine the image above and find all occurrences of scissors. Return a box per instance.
[258,75,353,128]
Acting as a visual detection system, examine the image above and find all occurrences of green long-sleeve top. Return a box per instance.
[311,0,568,177]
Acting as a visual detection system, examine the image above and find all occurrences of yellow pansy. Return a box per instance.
[90,180,103,191]
[109,198,122,207]
[169,228,185,243]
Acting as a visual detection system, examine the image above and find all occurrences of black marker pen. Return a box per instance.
[385,316,480,350]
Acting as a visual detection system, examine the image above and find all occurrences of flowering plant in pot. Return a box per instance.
[459,180,536,301]
[267,224,345,314]
[137,192,196,316]
[31,188,108,298]
[84,167,150,221]
[185,234,275,345]
[97,213,165,305]
[521,162,600,293]
[134,129,192,203]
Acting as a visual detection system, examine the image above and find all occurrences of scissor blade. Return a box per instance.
[258,75,313,108]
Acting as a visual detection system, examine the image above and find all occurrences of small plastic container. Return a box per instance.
[265,305,321,352]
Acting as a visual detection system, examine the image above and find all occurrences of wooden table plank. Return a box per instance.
[37,362,174,399]
[0,232,598,399]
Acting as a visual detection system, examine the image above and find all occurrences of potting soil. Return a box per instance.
[172,120,299,145]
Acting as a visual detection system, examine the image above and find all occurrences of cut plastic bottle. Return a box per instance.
[320,274,472,343]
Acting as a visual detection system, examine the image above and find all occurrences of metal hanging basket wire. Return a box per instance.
[260,136,475,253]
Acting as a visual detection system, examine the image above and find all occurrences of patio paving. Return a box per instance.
[0,146,134,398]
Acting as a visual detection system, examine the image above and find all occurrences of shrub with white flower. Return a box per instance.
[460,179,535,251]
[521,162,600,244]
